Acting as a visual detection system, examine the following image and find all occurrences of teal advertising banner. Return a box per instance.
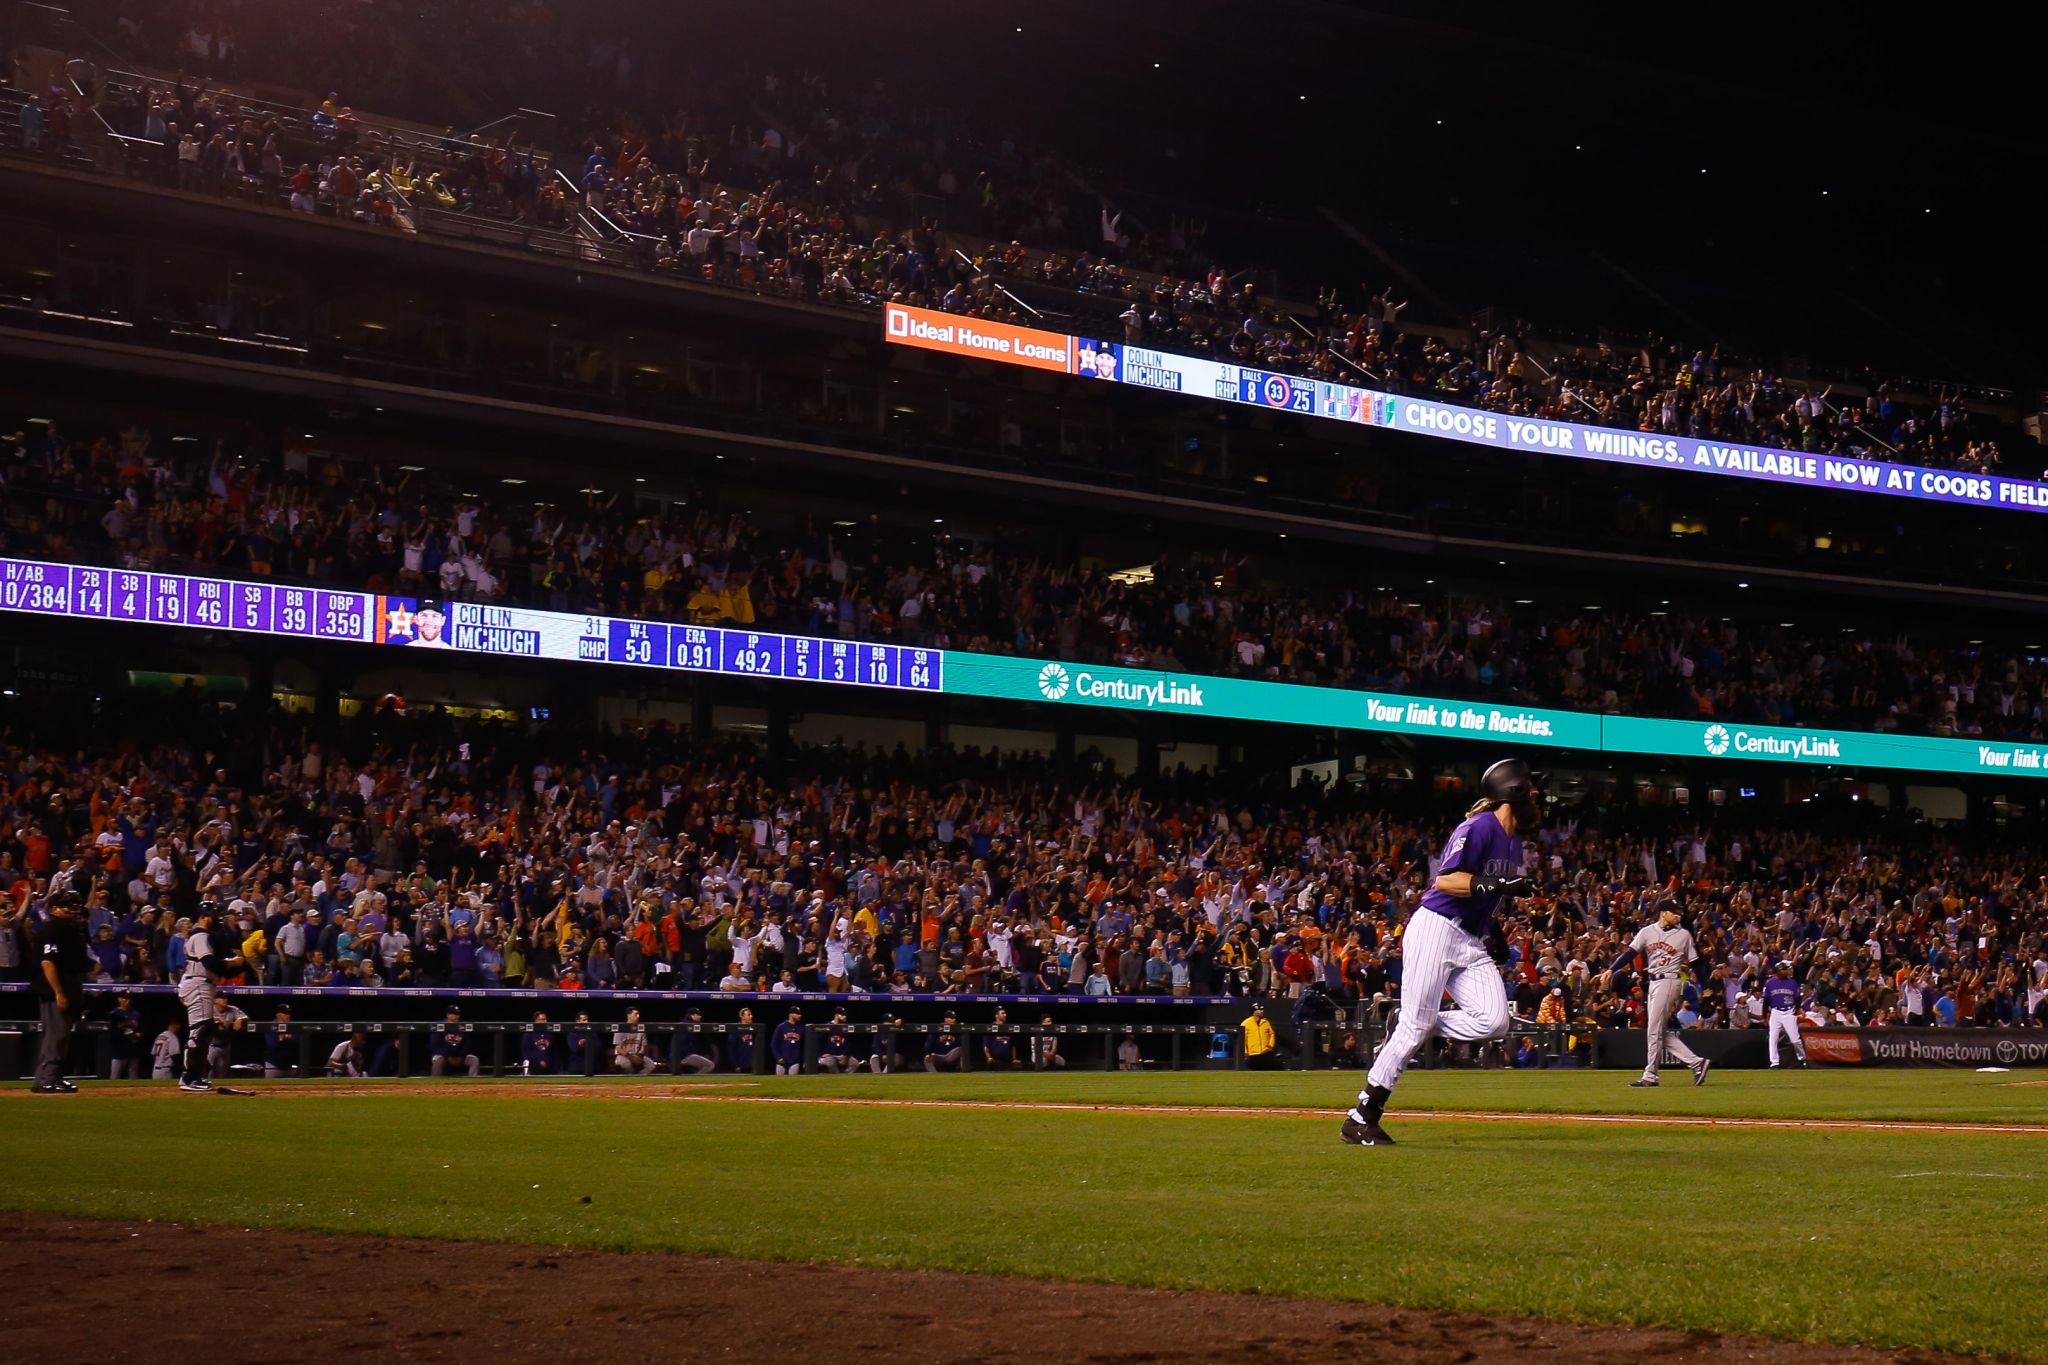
[1599,715,2048,779]
[943,649,1605,749]
[949,649,2048,781]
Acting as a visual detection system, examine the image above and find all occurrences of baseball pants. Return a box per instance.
[1767,1008,1806,1065]
[35,994,80,1086]
[1642,977,1703,1081]
[178,977,216,1085]
[1365,909,1508,1094]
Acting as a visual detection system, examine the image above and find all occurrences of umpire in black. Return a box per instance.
[31,890,90,1093]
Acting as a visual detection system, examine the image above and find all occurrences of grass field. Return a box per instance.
[653,1065,2048,1124]
[4,1070,2045,1359]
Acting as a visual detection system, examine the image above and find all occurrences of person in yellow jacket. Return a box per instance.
[851,902,880,943]
[241,924,270,983]
[1242,1002,1278,1069]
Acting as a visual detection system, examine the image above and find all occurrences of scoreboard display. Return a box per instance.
[0,558,941,696]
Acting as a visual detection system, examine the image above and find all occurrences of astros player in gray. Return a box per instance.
[1611,901,1711,1087]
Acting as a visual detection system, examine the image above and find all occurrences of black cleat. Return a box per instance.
[29,1082,71,1094]
[1628,1078,1659,1088]
[1691,1058,1711,1087]
[1339,1112,1396,1146]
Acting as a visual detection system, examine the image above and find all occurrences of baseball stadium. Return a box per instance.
[2,4,2046,1362]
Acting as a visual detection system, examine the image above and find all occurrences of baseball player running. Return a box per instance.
[1763,960,1807,1067]
[177,900,244,1092]
[1341,757,1537,1147]
[1613,902,1710,1087]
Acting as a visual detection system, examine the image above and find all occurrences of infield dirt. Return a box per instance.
[0,1211,1992,1365]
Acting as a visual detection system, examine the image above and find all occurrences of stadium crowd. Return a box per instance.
[6,413,2047,742]
[11,5,2027,480]
[2,702,2045,1055]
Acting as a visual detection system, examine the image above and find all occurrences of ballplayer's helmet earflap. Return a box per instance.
[1479,757,1542,827]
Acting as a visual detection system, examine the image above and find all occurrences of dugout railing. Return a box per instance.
[1289,1017,1584,1072]
[3,1017,1246,1080]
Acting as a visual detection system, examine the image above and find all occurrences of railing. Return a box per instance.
[416,205,588,259]
[1520,350,1611,424]
[581,202,668,266]
[952,247,1043,321]
[1296,1017,1584,1071]
[10,1015,1244,1079]
[471,107,557,152]
[1819,390,1903,456]
[1286,311,1385,386]
[92,66,553,195]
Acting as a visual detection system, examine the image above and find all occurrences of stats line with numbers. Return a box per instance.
[0,557,941,694]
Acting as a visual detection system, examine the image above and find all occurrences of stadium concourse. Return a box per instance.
[10,9,2027,482]
[1,695,2044,1038]
[6,412,2048,742]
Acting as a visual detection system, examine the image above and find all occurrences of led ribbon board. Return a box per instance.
[883,304,2047,516]
[6,556,2042,779]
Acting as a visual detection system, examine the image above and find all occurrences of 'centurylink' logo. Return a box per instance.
[1034,662,1206,710]
[1700,723,1842,761]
